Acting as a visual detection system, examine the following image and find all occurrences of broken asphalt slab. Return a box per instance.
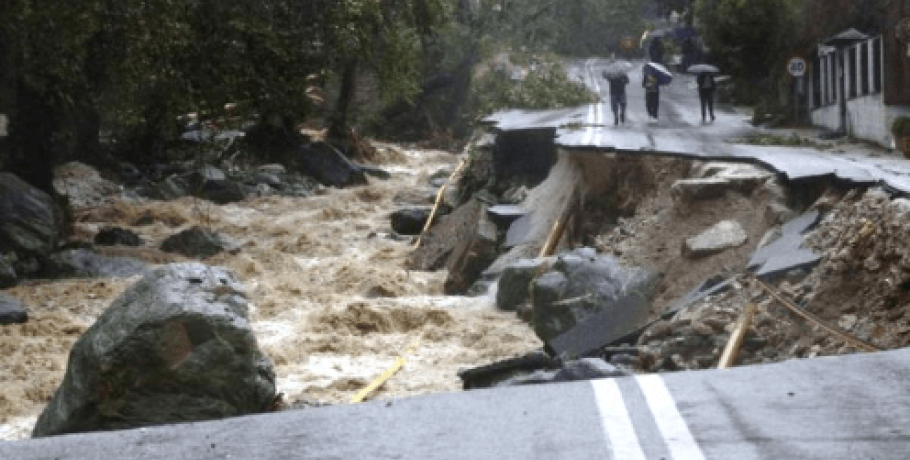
[748,210,822,280]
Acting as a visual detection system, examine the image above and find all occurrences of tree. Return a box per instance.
[694,0,803,98]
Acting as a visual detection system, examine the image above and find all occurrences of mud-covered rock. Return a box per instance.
[94,227,144,247]
[160,227,233,259]
[32,263,276,437]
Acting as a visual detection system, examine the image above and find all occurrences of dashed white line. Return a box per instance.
[591,379,647,460]
[636,374,708,460]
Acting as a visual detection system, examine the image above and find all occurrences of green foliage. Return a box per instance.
[891,117,910,138]
[469,54,598,118]
[0,0,450,154]
[473,0,647,57]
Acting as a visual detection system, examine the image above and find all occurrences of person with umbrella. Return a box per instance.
[602,61,632,125]
[690,64,719,123]
[642,62,672,119]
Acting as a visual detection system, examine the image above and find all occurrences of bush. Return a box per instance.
[891,117,910,138]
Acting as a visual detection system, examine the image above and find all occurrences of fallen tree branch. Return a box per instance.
[751,276,882,353]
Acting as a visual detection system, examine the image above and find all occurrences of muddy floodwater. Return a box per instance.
[0,144,541,440]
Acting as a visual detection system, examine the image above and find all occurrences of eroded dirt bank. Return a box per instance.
[0,144,541,440]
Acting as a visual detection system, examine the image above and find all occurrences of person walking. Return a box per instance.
[697,73,716,122]
[607,73,630,125]
[643,73,660,119]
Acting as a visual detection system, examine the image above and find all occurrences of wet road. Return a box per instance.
[489,59,910,194]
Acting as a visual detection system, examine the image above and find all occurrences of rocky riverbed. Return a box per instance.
[0,143,541,440]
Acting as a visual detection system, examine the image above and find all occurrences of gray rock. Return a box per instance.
[390,208,432,235]
[0,294,27,325]
[197,179,246,205]
[0,173,63,261]
[297,142,367,187]
[496,259,546,311]
[160,227,234,259]
[94,227,144,247]
[532,249,659,344]
[683,220,747,258]
[46,249,148,279]
[554,358,629,381]
[32,263,276,437]
[256,164,287,175]
[155,176,190,200]
[0,256,17,288]
[253,172,282,187]
[197,166,226,182]
[670,178,731,202]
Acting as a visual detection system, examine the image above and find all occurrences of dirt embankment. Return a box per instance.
[0,144,541,440]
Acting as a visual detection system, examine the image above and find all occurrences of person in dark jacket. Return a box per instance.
[605,72,630,125]
[643,73,660,119]
[697,73,716,122]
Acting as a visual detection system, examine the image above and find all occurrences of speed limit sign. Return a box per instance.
[788,57,807,77]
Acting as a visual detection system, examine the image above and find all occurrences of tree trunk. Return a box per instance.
[328,59,358,143]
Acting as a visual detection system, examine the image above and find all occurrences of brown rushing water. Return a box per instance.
[0,144,541,440]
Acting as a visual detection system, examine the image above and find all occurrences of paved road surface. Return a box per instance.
[2,348,909,459]
[488,58,910,194]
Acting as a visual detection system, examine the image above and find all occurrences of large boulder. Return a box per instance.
[0,173,63,274]
[531,248,659,344]
[32,263,276,437]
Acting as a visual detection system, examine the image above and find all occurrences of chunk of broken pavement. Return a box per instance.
[683,220,747,258]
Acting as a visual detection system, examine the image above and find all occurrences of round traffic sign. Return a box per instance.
[788,57,806,77]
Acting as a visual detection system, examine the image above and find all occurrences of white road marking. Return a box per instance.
[636,374,707,460]
[591,379,647,460]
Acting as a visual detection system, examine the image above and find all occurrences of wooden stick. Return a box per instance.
[718,302,757,369]
[351,340,420,403]
[752,276,881,353]
[537,191,578,258]
[414,157,469,249]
